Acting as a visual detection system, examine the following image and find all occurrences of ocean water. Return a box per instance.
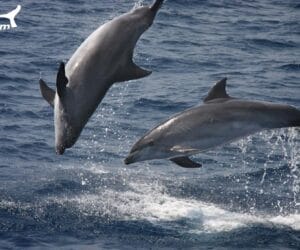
[0,0,299,249]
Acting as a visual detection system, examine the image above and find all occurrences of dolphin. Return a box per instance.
[125,78,300,168]
[39,0,164,154]
[0,5,21,28]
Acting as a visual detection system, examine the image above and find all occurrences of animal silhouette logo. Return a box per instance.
[0,5,21,30]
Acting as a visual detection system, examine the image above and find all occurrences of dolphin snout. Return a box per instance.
[124,153,135,165]
[125,149,141,164]
[56,146,65,155]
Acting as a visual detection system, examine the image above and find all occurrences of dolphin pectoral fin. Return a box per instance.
[204,78,231,102]
[39,79,55,108]
[170,157,202,168]
[128,62,152,80]
[56,62,68,98]
[116,62,152,83]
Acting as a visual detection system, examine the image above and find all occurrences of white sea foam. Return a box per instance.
[1,178,299,234]
[49,180,300,234]
[270,214,300,230]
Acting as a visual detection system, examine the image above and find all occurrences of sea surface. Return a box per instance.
[0,0,299,249]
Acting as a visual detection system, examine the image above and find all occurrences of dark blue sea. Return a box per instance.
[0,0,300,249]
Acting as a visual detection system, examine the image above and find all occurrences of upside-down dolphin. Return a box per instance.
[125,78,300,168]
[40,0,164,154]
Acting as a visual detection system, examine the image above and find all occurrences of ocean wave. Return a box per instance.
[247,38,296,49]
[133,98,189,111]
[279,63,300,71]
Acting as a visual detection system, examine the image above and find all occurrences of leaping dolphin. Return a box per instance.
[125,78,300,168]
[40,0,164,154]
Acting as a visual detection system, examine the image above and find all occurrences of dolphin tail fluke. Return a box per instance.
[40,79,55,108]
[171,157,202,168]
[150,0,164,13]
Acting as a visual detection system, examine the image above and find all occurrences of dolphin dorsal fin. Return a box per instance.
[40,79,55,108]
[56,62,68,98]
[204,78,230,102]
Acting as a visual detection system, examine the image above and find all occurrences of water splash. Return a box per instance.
[271,128,300,208]
[234,128,300,212]
[133,0,145,9]
[26,179,300,233]
[260,130,283,185]
[287,128,300,207]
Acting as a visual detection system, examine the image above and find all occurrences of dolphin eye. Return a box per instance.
[148,141,154,146]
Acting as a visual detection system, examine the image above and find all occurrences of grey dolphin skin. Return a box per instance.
[39,0,164,154]
[125,78,300,168]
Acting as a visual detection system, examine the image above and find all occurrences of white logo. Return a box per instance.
[0,5,21,31]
